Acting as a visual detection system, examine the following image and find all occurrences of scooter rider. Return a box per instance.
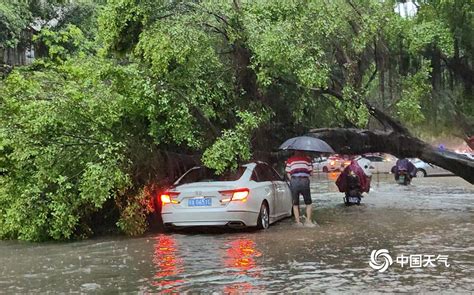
[391,158,416,182]
[336,157,371,205]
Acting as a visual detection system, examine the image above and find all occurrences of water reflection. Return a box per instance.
[150,235,264,293]
[223,238,262,293]
[151,235,184,291]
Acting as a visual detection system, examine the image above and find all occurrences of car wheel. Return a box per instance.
[416,169,426,178]
[257,202,270,230]
[322,166,328,173]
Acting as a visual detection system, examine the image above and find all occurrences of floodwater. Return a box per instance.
[1,175,473,293]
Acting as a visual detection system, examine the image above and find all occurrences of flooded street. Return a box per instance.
[1,176,473,293]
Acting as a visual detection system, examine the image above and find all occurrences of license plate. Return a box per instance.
[188,198,212,207]
[348,197,359,203]
[399,175,405,182]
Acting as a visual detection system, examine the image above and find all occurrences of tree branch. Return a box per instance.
[309,128,474,184]
[168,87,221,138]
[364,102,410,134]
[201,23,229,40]
[363,68,377,91]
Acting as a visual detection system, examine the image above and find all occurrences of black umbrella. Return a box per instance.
[279,136,335,153]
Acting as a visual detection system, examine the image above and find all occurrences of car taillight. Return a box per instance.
[330,160,335,166]
[160,192,180,205]
[219,188,249,203]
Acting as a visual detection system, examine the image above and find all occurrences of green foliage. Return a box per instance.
[55,1,101,39]
[98,0,153,54]
[0,59,136,240]
[1,0,472,241]
[243,1,332,89]
[0,1,31,48]
[33,24,94,61]
[202,111,268,174]
[407,20,454,57]
[0,0,98,49]
[133,14,233,148]
[116,188,153,236]
[396,62,431,125]
[1,51,236,240]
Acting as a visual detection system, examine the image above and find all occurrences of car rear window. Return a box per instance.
[176,167,247,185]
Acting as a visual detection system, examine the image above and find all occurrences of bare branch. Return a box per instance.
[364,102,411,134]
[201,23,229,40]
[363,68,377,91]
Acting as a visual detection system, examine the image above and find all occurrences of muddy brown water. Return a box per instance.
[1,175,473,293]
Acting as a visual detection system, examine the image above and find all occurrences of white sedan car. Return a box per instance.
[160,162,293,230]
[411,158,454,177]
[365,154,397,174]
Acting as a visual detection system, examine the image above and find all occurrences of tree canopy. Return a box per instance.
[0,0,472,241]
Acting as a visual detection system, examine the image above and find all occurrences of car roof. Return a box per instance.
[187,162,261,170]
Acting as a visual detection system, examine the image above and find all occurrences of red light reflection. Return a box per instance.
[327,171,340,181]
[223,239,262,293]
[225,239,261,270]
[151,235,184,291]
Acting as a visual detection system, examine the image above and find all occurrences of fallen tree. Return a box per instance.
[307,103,474,184]
[309,128,474,184]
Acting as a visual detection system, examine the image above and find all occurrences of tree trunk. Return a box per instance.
[309,128,474,184]
[232,41,261,102]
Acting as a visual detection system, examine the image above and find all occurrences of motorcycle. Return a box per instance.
[391,158,416,185]
[336,159,371,206]
[396,169,411,185]
[343,171,363,205]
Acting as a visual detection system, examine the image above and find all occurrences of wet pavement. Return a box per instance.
[1,175,473,293]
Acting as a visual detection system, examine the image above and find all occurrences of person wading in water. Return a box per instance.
[285,150,316,227]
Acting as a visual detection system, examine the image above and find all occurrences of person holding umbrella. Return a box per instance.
[285,150,315,227]
[280,136,335,227]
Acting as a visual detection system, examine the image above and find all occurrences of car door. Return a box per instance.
[274,170,292,216]
[266,164,290,216]
[251,164,277,218]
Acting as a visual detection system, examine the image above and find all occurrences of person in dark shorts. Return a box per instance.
[285,150,316,227]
